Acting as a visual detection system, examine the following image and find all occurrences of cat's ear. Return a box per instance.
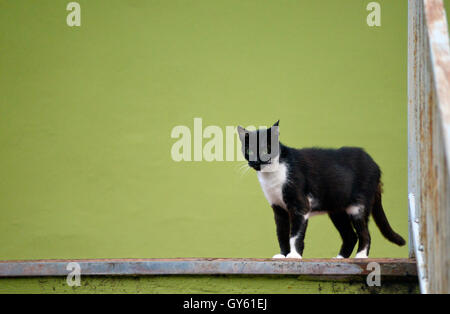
[237,125,246,142]
[271,120,280,135]
[270,120,280,145]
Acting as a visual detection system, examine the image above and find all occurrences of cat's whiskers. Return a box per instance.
[231,161,250,178]
[236,161,250,174]
[241,166,251,177]
[237,163,252,178]
[238,164,248,171]
[232,162,249,176]
[235,161,248,169]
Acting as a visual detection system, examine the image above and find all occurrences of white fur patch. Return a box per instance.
[286,236,302,259]
[307,194,320,209]
[289,236,297,250]
[335,255,344,259]
[272,254,286,259]
[345,204,364,216]
[257,161,288,208]
[304,211,326,220]
[355,248,368,258]
[304,195,326,219]
[286,252,302,259]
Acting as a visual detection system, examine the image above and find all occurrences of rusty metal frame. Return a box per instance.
[0,258,416,278]
[408,193,428,293]
[408,0,450,294]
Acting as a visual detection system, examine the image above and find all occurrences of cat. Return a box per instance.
[237,121,405,259]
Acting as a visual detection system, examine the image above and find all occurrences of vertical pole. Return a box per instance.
[408,0,420,260]
[408,0,450,293]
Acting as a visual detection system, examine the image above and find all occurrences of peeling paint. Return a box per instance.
[408,0,450,294]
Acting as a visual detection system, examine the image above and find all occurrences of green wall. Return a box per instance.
[1,0,447,260]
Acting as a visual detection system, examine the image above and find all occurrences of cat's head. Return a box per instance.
[237,121,280,172]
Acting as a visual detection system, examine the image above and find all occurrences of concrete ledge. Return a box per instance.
[0,258,417,278]
[0,275,420,294]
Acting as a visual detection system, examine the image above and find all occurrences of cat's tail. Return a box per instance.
[372,184,406,246]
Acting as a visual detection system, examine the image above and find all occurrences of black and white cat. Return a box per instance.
[237,121,405,259]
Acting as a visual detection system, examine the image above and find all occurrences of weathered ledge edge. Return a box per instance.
[0,258,417,278]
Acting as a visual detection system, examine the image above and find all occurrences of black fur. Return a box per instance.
[238,122,406,258]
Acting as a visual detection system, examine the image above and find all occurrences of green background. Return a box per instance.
[1,0,447,260]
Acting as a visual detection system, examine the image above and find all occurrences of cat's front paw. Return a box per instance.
[286,252,302,259]
[272,254,286,259]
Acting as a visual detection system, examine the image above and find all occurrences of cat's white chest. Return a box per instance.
[257,163,288,209]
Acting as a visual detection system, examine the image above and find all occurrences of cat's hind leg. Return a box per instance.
[346,204,371,258]
[329,212,358,258]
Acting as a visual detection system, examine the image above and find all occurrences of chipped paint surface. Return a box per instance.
[0,258,417,278]
[408,0,450,294]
